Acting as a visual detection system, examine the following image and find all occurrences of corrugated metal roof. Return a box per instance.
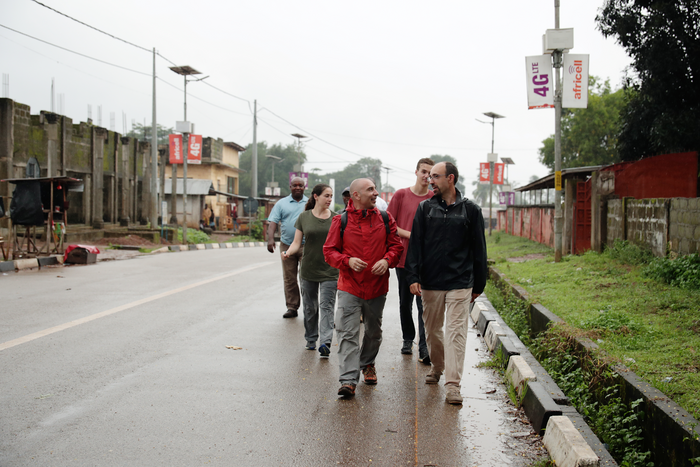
[515,166,603,192]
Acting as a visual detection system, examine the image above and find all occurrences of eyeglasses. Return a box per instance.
[428,173,446,181]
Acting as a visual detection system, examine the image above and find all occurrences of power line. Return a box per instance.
[156,77,251,116]
[0,24,150,76]
[29,0,151,53]
[201,81,252,114]
[260,107,370,161]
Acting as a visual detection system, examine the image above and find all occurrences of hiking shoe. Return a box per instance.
[318,344,331,357]
[446,385,463,405]
[362,364,378,385]
[401,340,413,355]
[305,342,316,350]
[283,309,298,318]
[418,349,431,366]
[425,371,441,384]
[338,384,356,397]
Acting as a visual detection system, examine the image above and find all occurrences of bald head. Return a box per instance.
[350,178,378,210]
[289,177,305,201]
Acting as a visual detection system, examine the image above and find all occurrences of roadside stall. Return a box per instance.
[1,176,83,259]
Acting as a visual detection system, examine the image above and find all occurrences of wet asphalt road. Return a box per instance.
[0,247,544,466]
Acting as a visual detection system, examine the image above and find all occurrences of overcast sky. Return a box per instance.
[1,0,632,190]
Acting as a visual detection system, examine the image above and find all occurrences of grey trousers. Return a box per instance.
[335,290,387,385]
[301,278,338,347]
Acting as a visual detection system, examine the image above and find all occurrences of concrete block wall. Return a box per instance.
[626,198,669,257]
[0,98,153,229]
[607,197,699,257]
[606,199,623,246]
[669,197,700,255]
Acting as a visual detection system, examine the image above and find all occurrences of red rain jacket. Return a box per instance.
[323,201,403,300]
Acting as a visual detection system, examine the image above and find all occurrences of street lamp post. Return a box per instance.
[477,112,505,235]
[169,65,207,244]
[266,155,282,184]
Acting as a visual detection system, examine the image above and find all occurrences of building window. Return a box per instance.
[227,176,237,195]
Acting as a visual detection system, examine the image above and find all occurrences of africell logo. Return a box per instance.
[568,60,584,100]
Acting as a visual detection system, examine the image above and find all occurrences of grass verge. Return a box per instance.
[486,232,700,422]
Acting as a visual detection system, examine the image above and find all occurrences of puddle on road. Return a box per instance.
[458,324,547,466]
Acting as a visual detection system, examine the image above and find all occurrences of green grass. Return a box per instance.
[486,232,700,422]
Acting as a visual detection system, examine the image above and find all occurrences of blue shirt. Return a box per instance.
[268,194,308,245]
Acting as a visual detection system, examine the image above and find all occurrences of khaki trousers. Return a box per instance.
[421,288,472,387]
[280,243,303,312]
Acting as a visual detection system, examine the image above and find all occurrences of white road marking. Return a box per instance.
[0,262,273,351]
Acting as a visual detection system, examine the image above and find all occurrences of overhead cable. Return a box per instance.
[29,0,151,53]
[0,24,151,76]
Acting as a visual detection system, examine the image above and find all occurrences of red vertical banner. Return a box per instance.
[479,162,490,184]
[494,163,504,184]
[188,134,202,164]
[169,134,183,164]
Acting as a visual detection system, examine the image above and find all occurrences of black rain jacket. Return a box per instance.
[404,189,487,294]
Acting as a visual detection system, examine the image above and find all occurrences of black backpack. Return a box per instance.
[340,210,390,244]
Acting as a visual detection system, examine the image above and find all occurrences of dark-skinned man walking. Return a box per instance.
[267,177,308,320]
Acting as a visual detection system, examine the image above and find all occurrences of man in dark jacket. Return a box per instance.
[404,162,487,405]
[324,178,403,398]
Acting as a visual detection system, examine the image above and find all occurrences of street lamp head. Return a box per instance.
[169,65,202,76]
[266,155,282,161]
[483,112,505,120]
[291,133,307,139]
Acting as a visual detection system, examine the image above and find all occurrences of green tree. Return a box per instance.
[126,123,173,145]
[239,142,307,197]
[324,157,384,195]
[596,0,700,160]
[538,77,625,171]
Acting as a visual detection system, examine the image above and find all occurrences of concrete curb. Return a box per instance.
[0,255,61,273]
[472,296,616,466]
[489,264,700,465]
[0,241,267,275]
[167,241,266,252]
[543,416,599,467]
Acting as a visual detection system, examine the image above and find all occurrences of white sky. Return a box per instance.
[1,0,631,189]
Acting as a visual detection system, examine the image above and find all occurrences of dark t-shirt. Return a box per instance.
[387,187,433,268]
[294,210,339,282]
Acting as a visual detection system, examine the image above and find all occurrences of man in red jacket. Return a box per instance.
[323,178,403,398]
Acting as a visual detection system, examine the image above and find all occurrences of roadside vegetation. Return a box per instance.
[487,231,700,421]
[485,232,700,465]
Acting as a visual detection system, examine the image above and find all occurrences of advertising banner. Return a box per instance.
[563,54,589,108]
[494,163,505,185]
[188,134,202,164]
[289,172,309,188]
[525,55,554,109]
[499,192,516,205]
[169,134,183,164]
[479,163,490,184]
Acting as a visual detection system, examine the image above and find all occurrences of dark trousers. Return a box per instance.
[396,267,427,352]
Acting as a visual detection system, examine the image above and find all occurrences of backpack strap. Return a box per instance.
[340,209,390,244]
[340,210,348,240]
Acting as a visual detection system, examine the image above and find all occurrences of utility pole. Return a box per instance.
[182,75,189,245]
[251,100,257,198]
[553,0,563,262]
[150,47,158,229]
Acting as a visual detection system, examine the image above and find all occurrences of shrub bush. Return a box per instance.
[644,253,700,290]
